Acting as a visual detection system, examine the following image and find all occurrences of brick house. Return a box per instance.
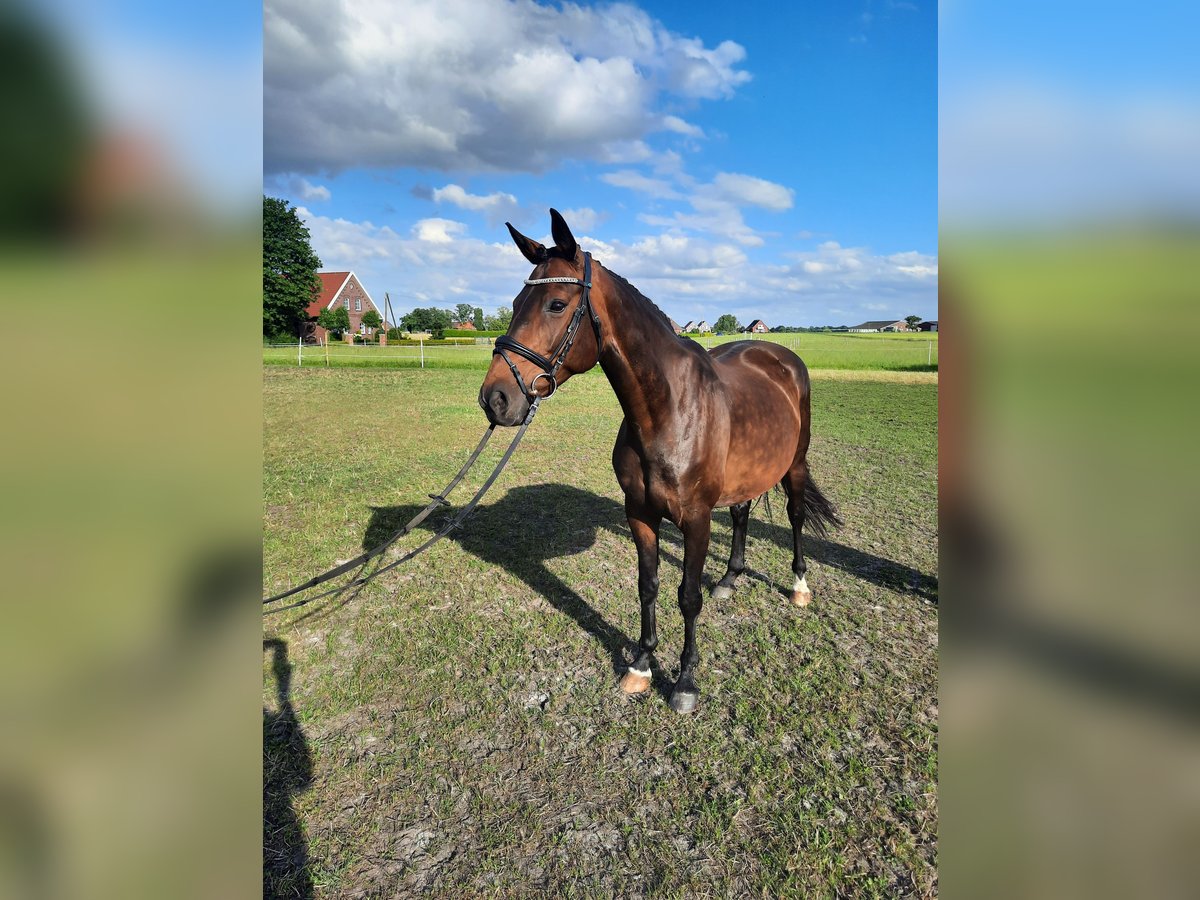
[451,320,477,330]
[746,319,769,333]
[305,271,383,341]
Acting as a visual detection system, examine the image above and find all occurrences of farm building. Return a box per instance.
[305,271,384,341]
[918,320,938,332]
[746,319,769,333]
[452,320,477,330]
[669,318,682,334]
[848,319,910,333]
[680,320,696,333]
[696,321,711,333]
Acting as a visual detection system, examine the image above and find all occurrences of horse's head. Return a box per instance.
[479,209,602,426]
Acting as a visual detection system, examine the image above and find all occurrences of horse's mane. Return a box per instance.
[599,265,678,336]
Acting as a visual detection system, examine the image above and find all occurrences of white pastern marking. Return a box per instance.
[628,667,651,678]
[793,575,809,595]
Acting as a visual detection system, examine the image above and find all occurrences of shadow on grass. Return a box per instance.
[264,639,313,900]
[363,483,938,673]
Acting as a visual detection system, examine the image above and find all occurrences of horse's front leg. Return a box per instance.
[620,504,661,695]
[669,513,713,714]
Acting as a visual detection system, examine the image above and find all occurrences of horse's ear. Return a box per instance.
[506,222,547,265]
[549,208,577,260]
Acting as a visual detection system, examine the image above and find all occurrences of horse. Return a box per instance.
[479,209,841,713]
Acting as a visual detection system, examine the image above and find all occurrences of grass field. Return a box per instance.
[264,365,938,897]
[264,331,938,373]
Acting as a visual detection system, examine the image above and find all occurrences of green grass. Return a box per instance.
[264,331,938,372]
[264,366,938,897]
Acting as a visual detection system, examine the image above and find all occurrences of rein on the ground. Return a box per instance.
[262,395,542,614]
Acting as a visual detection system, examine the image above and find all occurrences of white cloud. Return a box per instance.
[706,172,794,211]
[661,115,705,138]
[290,176,330,201]
[413,218,468,243]
[430,184,519,224]
[611,169,793,246]
[265,0,750,174]
[601,170,684,200]
[561,207,601,231]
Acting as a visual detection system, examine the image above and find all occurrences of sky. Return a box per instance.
[264,0,937,328]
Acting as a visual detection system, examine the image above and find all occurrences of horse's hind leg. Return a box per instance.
[712,501,751,600]
[620,505,661,695]
[782,463,813,607]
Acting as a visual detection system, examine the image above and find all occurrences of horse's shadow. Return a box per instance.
[365,483,937,679]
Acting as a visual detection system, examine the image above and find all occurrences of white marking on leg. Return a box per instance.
[628,666,651,678]
[793,575,809,595]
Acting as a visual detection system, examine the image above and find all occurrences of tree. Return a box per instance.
[455,303,476,324]
[484,306,513,331]
[402,307,453,333]
[714,314,741,334]
[905,315,922,332]
[263,196,322,337]
[361,309,382,332]
[473,307,484,330]
[317,305,350,337]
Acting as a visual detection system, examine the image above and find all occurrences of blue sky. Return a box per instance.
[265,0,937,327]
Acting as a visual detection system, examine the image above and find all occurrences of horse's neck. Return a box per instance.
[596,270,693,426]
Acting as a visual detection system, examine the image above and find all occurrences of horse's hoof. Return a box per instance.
[711,584,734,600]
[668,687,699,714]
[790,575,812,607]
[790,589,812,607]
[619,669,651,694]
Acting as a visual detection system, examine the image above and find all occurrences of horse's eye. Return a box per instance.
[548,299,568,313]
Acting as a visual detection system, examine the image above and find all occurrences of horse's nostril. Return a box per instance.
[488,389,508,412]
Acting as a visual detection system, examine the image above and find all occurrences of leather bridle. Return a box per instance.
[493,252,600,403]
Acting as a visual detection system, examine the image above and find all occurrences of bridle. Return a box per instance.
[492,252,600,404]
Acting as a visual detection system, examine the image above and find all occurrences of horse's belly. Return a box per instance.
[716,392,801,506]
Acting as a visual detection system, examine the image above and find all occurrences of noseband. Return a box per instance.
[493,252,601,403]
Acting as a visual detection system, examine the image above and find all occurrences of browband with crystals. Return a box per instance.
[524,276,592,286]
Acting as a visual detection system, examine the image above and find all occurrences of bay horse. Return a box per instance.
[479,209,841,713]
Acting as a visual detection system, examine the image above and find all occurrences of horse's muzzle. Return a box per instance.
[480,384,527,427]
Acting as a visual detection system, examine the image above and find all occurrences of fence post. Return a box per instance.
[927,340,932,366]
[297,334,302,367]
[420,339,425,369]
[324,335,330,367]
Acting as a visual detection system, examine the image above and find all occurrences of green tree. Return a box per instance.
[317,305,350,337]
[402,307,453,333]
[473,307,484,330]
[455,303,476,323]
[361,309,382,332]
[263,196,322,337]
[905,315,922,332]
[484,306,513,331]
[714,314,741,334]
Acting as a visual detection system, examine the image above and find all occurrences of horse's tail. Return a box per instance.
[801,473,842,537]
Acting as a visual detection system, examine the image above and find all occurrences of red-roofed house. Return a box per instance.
[304,271,383,341]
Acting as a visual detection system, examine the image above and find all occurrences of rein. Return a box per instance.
[263,394,544,613]
[493,252,599,402]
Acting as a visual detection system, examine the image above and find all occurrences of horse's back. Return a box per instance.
[708,339,810,399]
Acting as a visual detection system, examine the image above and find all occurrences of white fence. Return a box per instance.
[263,333,938,369]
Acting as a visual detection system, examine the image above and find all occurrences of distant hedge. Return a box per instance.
[385,338,477,346]
[444,329,502,338]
